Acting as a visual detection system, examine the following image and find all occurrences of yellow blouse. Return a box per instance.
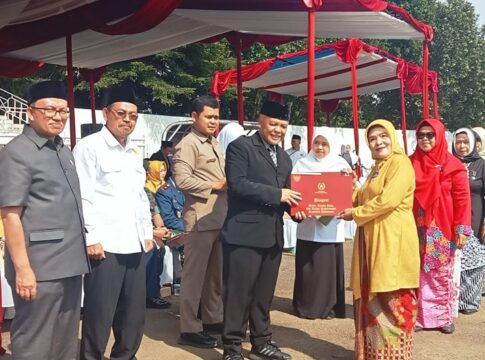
[350,152,420,300]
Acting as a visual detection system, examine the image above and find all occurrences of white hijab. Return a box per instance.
[217,122,246,156]
[292,127,350,173]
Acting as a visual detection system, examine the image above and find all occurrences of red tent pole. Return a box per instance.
[433,90,439,120]
[350,60,359,157]
[236,34,244,125]
[422,41,429,118]
[89,72,97,124]
[66,35,76,148]
[326,112,330,127]
[307,8,316,150]
[400,78,408,154]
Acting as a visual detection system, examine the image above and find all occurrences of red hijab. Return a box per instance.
[409,118,466,237]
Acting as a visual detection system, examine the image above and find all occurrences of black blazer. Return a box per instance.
[221,132,292,249]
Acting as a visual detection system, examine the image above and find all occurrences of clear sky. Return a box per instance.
[469,0,484,25]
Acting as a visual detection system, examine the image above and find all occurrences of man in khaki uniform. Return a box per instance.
[173,95,227,348]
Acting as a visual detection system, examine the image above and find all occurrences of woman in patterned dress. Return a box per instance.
[338,119,420,359]
[410,118,472,334]
[452,128,485,313]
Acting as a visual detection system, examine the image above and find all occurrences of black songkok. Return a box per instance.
[260,100,289,121]
[102,84,137,107]
[291,134,301,141]
[26,80,67,105]
[161,140,174,148]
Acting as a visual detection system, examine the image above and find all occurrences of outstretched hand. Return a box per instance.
[336,208,353,221]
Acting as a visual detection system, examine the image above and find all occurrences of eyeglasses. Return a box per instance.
[417,132,435,140]
[30,106,70,119]
[109,107,138,122]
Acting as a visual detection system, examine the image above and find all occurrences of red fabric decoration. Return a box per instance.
[319,99,339,127]
[404,63,436,96]
[429,71,439,93]
[302,0,324,9]
[211,38,370,96]
[409,118,470,239]
[387,4,434,41]
[0,56,44,78]
[211,58,276,97]
[79,67,106,83]
[318,99,340,114]
[356,0,388,11]
[90,0,181,35]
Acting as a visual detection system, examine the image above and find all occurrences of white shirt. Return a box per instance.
[73,126,153,254]
[285,148,306,166]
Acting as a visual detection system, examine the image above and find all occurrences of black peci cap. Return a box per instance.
[26,80,67,105]
[260,100,289,121]
[102,84,137,107]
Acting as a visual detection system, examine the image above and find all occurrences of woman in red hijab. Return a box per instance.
[410,118,472,334]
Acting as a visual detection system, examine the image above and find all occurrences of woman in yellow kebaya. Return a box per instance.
[338,119,420,360]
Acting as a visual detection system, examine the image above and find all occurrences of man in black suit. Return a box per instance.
[221,101,302,360]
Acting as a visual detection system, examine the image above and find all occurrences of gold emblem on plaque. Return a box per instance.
[317,182,326,192]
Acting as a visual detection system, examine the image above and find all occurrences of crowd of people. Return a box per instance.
[0,80,483,360]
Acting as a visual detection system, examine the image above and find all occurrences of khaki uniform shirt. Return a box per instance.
[173,128,227,232]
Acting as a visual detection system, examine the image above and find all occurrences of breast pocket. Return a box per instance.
[99,161,123,190]
[29,229,64,244]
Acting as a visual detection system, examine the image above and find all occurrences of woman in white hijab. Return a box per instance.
[292,128,352,320]
[217,122,246,157]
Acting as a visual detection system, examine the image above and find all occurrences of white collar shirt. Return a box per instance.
[73,126,153,254]
[285,148,307,166]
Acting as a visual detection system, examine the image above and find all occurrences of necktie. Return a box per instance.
[268,145,277,166]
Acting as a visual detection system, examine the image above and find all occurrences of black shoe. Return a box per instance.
[460,309,478,315]
[223,351,245,360]
[439,324,455,334]
[146,297,171,309]
[178,331,218,348]
[203,322,223,334]
[324,310,335,320]
[249,342,292,360]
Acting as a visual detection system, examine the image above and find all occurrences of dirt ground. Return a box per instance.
[1,240,484,359]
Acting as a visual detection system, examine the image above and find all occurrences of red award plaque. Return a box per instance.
[290,172,353,216]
